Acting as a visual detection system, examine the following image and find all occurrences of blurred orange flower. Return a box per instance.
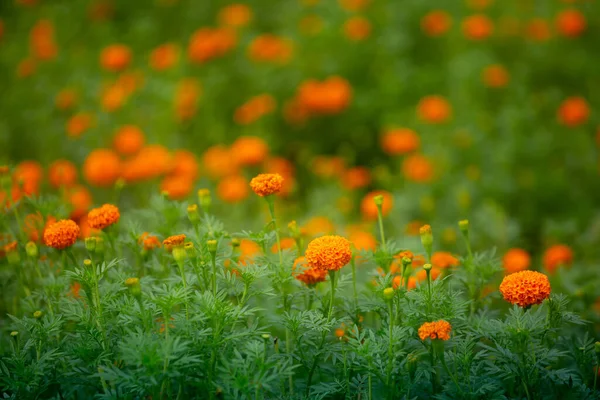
[381,128,420,155]
[502,248,530,274]
[150,43,180,71]
[66,112,94,138]
[230,136,269,166]
[248,34,293,64]
[303,216,335,237]
[557,96,589,127]
[421,10,452,37]
[16,58,36,78]
[170,150,199,180]
[360,190,393,220]
[160,175,194,200]
[218,4,253,28]
[217,175,249,203]
[30,20,58,61]
[100,44,132,72]
[482,64,509,88]
[555,9,586,37]
[202,145,238,179]
[525,18,551,41]
[55,89,78,111]
[431,251,460,268]
[49,160,77,188]
[344,16,371,41]
[417,95,451,124]
[67,185,92,220]
[462,14,493,40]
[312,156,346,179]
[402,154,434,183]
[234,95,276,125]
[174,78,201,121]
[188,27,236,64]
[83,149,121,187]
[342,166,371,190]
[297,76,352,115]
[543,244,573,274]
[113,125,145,156]
[349,230,376,252]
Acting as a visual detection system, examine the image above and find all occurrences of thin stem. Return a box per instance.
[386,301,394,398]
[267,196,283,268]
[376,206,387,253]
[177,262,189,320]
[351,256,358,317]
[211,252,217,296]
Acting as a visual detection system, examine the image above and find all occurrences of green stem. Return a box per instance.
[376,206,387,253]
[351,256,358,317]
[386,301,394,398]
[211,252,217,296]
[177,261,189,320]
[267,196,283,268]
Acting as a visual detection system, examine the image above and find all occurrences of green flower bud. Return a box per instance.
[198,189,212,211]
[85,237,96,252]
[25,241,38,258]
[125,277,142,297]
[95,237,105,254]
[458,220,469,235]
[383,287,395,300]
[423,263,432,271]
[373,194,384,207]
[10,331,18,337]
[184,242,196,258]
[33,310,42,319]
[261,333,271,340]
[207,240,218,254]
[231,238,240,248]
[83,259,92,268]
[187,204,200,224]
[173,246,188,265]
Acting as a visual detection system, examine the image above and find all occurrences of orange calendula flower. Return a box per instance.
[305,235,352,271]
[524,18,551,42]
[417,95,451,124]
[163,234,186,250]
[100,44,132,72]
[381,128,420,155]
[29,19,58,61]
[48,159,78,188]
[502,248,530,274]
[421,10,452,37]
[250,173,284,197]
[360,190,393,220]
[418,320,452,341]
[555,9,586,38]
[462,14,493,40]
[294,257,328,286]
[499,270,551,307]
[83,149,121,187]
[218,3,253,28]
[557,96,589,127]
[343,16,371,41]
[87,204,120,230]
[43,219,80,249]
[543,244,573,274]
[217,175,249,203]
[482,64,509,88]
[431,251,459,269]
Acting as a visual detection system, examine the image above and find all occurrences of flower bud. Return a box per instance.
[231,238,240,248]
[401,256,412,268]
[33,310,42,319]
[83,259,92,268]
[95,237,105,254]
[458,220,469,235]
[173,246,188,264]
[373,194,384,207]
[198,189,212,211]
[420,224,433,256]
[10,331,18,337]
[25,241,38,259]
[85,237,96,252]
[423,263,432,272]
[383,287,395,300]
[261,333,271,340]
[187,204,200,224]
[184,242,196,257]
[207,239,218,254]
[288,220,299,237]
[115,178,125,191]
[125,277,141,297]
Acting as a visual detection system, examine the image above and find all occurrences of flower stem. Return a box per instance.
[386,301,394,398]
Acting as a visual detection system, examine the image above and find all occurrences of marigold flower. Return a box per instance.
[431,251,459,269]
[55,88,78,110]
[163,234,186,250]
[499,270,551,307]
[380,128,420,155]
[188,27,237,64]
[525,18,551,41]
[217,175,249,203]
[218,3,253,28]
[174,78,201,121]
[402,154,434,183]
[303,216,335,237]
[344,16,371,41]
[48,159,77,188]
[149,43,180,71]
[462,14,493,40]
[360,190,393,220]
[30,19,58,61]
[557,96,589,127]
[100,44,132,71]
[543,244,573,274]
[113,125,145,155]
[248,34,293,64]
[231,136,269,165]
[305,235,352,271]
[87,204,120,230]
[482,64,509,88]
[202,145,238,179]
[139,233,161,251]
[555,9,586,38]
[418,320,452,341]
[421,10,452,37]
[338,0,369,12]
[250,173,284,197]
[271,237,296,253]
[24,213,55,243]
[503,248,530,274]
[43,219,80,249]
[66,112,94,138]
[83,149,121,187]
[67,185,93,219]
[417,95,451,124]
[13,160,43,196]
[16,58,37,78]
[234,95,276,125]
[160,175,194,200]
[78,216,100,239]
[342,166,371,190]
[294,256,328,286]
[349,230,377,252]
[297,76,352,115]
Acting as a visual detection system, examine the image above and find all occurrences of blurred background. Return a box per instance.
[0,0,599,301]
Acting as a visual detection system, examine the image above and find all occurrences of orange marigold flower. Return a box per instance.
[250,173,284,197]
[417,95,451,124]
[55,88,78,111]
[67,185,92,220]
[87,204,120,230]
[66,112,94,138]
[170,150,199,180]
[295,264,328,286]
[503,248,530,274]
[163,234,186,250]
[305,235,352,271]
[418,320,452,341]
[113,125,145,155]
[349,230,377,252]
[462,14,493,40]
[248,34,293,64]
[343,16,371,41]
[360,190,393,220]
[525,18,551,41]
[218,3,253,28]
[303,216,335,237]
[543,244,573,274]
[139,232,161,251]
[160,175,194,200]
[13,160,43,196]
[555,9,586,38]
[83,149,121,187]
[272,237,296,254]
[174,78,201,122]
[16,58,36,78]
[149,43,180,71]
[342,166,371,190]
[78,215,100,239]
[380,128,420,155]
[29,19,58,61]
[431,251,460,269]
[557,96,589,127]
[231,135,270,165]
[202,145,238,179]
[421,10,452,37]
[402,154,434,183]
[48,159,77,188]
[188,27,237,64]
[297,76,352,115]
[499,270,551,307]
[24,212,55,243]
[338,0,370,12]
[482,64,509,88]
[234,95,276,125]
[100,44,132,72]
[43,219,80,249]
[217,175,249,203]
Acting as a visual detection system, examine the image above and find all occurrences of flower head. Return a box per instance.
[499,270,551,307]
[543,244,573,274]
[418,320,452,341]
[294,257,328,286]
[503,248,530,274]
[305,235,352,271]
[43,219,80,249]
[87,204,120,230]
[163,234,186,250]
[250,173,284,197]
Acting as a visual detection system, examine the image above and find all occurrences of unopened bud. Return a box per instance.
[173,246,188,264]
[207,240,218,253]
[420,224,433,256]
[125,277,141,297]
[25,241,38,258]
[83,259,92,268]
[261,333,270,340]
[401,256,412,268]
[10,331,18,337]
[184,242,196,257]
[373,194,384,207]
[187,204,200,224]
[458,220,469,235]
[288,220,299,237]
[85,237,96,252]
[423,263,432,272]
[198,189,212,211]
[33,310,42,319]
[383,287,394,300]
[231,238,240,248]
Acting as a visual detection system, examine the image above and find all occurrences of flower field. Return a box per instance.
[1,0,600,399]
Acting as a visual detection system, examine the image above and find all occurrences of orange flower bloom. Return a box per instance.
[338,0,369,12]
[500,270,551,307]
[238,239,261,264]
[303,216,336,237]
[482,64,509,88]
[78,215,101,239]
[202,145,238,179]
[24,213,56,243]
[417,95,451,124]
[462,14,493,40]
[170,150,199,180]
[342,166,371,190]
[502,248,530,274]
[87,204,120,230]
[402,154,434,183]
[305,235,352,271]
[48,159,77,188]
[294,256,328,286]
[361,190,393,220]
[217,175,249,203]
[113,125,145,156]
[344,16,371,41]
[218,4,253,28]
[431,251,460,269]
[43,219,80,249]
[83,149,121,187]
[69,282,81,299]
[272,237,296,253]
[248,34,293,64]
[421,10,452,37]
[160,175,194,200]
[234,95,276,125]
[100,83,128,112]
[555,9,586,37]
[174,78,201,121]
[380,128,420,155]
[263,157,295,196]
[13,160,43,195]
[543,244,573,274]
[66,112,94,138]
[163,234,186,250]
[312,156,346,179]
[67,185,93,220]
[250,173,284,197]
[557,96,589,127]
[149,43,180,71]
[30,19,58,61]
[297,76,352,115]
[188,27,236,64]
[415,267,441,282]
[55,88,78,111]
[524,18,551,41]
[140,233,161,251]
[100,44,132,72]
[418,320,451,341]
[16,58,36,78]
[349,230,377,252]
